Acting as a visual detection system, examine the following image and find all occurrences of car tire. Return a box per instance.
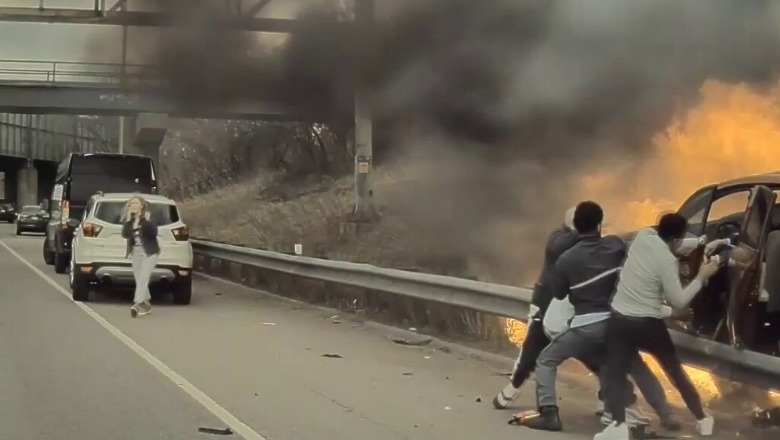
[70,260,90,302]
[15,228,21,236]
[43,240,55,265]
[54,251,69,274]
[6,219,12,224]
[172,278,192,305]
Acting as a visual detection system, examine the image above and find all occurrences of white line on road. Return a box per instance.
[0,239,268,440]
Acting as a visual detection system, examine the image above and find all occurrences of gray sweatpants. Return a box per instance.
[131,247,158,305]
[536,320,671,418]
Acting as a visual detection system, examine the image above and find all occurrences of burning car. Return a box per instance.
[623,172,780,358]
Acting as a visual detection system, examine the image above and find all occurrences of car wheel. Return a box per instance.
[172,278,192,305]
[43,240,55,265]
[15,228,21,236]
[70,259,90,302]
[54,251,69,274]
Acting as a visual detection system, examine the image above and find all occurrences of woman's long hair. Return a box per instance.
[121,195,149,222]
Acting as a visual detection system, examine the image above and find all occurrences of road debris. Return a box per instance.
[752,406,780,428]
[197,426,234,435]
[402,372,413,376]
[214,292,223,296]
[322,353,343,358]
[391,337,433,347]
[475,397,482,402]
[261,322,276,326]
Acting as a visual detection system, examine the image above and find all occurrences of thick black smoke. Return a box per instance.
[113,0,780,281]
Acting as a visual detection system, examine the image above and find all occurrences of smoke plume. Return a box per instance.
[98,0,780,281]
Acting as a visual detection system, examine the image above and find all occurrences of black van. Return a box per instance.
[43,153,158,273]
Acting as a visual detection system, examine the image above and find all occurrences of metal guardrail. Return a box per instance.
[0,59,159,86]
[191,239,780,385]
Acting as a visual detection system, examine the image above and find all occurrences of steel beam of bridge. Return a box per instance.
[0,83,306,121]
[0,4,351,34]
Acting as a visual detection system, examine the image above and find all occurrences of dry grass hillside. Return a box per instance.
[180,164,467,274]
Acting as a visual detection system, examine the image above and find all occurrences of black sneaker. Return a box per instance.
[523,405,563,432]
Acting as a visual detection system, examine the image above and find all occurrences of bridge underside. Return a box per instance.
[0,156,57,206]
[0,84,308,121]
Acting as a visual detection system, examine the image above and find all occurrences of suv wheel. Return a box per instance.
[70,259,90,302]
[15,227,21,236]
[172,278,192,305]
[54,251,69,274]
[43,240,55,265]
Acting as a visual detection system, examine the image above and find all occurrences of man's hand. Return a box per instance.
[698,257,720,280]
[670,307,693,321]
[705,238,730,256]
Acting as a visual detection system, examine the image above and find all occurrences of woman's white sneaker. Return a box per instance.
[696,414,714,436]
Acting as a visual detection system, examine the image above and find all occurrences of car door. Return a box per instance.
[724,185,776,349]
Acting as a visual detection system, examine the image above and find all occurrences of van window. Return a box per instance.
[93,201,180,226]
[71,155,153,181]
[68,156,156,204]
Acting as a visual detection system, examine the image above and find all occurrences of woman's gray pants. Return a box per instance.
[131,247,158,304]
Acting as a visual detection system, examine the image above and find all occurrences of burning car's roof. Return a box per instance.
[718,172,780,190]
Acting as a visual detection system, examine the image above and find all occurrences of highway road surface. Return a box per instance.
[0,224,776,440]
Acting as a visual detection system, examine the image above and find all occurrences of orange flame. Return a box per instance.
[505,78,780,400]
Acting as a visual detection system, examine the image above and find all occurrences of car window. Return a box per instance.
[706,190,752,223]
[93,201,180,226]
[21,206,42,214]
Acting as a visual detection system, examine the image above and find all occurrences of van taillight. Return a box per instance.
[172,226,189,241]
[60,200,70,226]
[82,222,103,238]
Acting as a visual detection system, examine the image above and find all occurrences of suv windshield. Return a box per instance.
[21,206,42,214]
[93,201,180,226]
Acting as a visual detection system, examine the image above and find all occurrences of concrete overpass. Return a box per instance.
[0,60,305,120]
[0,112,114,207]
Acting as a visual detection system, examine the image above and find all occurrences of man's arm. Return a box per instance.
[550,257,572,300]
[658,253,704,309]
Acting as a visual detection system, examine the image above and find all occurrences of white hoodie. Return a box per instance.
[542,206,577,337]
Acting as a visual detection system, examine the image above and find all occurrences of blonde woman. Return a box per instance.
[121,196,160,317]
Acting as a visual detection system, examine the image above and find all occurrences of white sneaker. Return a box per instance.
[594,422,630,440]
[492,383,521,409]
[696,414,714,436]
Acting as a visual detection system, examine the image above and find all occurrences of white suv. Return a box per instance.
[70,192,193,304]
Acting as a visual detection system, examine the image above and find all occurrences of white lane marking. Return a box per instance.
[0,239,267,440]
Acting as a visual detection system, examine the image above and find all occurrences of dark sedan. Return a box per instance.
[0,203,16,223]
[16,205,49,235]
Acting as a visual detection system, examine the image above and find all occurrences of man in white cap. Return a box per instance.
[493,207,579,409]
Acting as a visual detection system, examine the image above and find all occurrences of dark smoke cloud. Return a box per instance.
[103,0,780,281]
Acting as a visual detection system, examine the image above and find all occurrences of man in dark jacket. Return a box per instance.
[524,201,628,431]
[492,207,579,409]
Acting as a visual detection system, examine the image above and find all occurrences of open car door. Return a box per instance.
[724,185,777,349]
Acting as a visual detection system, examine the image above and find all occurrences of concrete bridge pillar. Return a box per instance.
[119,113,168,167]
[16,163,38,207]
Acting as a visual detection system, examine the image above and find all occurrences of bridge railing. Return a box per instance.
[0,59,160,86]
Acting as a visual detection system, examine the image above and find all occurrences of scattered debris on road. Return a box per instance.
[391,337,433,346]
[214,292,223,296]
[752,406,780,428]
[197,426,234,435]
[402,372,413,376]
[444,406,451,410]
[261,322,276,326]
[475,397,482,402]
[322,353,343,358]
